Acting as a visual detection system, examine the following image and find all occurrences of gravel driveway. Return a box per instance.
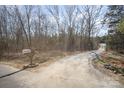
[0,49,123,88]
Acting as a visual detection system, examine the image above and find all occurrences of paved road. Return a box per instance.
[0,49,123,88]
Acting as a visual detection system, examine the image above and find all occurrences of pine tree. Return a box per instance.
[105,5,124,53]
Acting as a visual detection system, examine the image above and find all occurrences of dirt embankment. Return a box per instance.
[92,51,124,85]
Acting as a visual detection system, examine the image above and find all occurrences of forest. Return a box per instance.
[0,5,124,58]
[0,5,103,58]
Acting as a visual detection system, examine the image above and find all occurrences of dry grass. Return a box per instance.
[0,50,80,72]
[101,52,124,68]
[92,51,124,84]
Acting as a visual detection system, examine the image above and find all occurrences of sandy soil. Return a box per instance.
[0,49,123,88]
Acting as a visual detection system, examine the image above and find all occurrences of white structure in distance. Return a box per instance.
[99,43,106,51]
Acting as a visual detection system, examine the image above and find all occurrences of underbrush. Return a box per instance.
[94,51,124,75]
[0,50,80,70]
[92,51,124,85]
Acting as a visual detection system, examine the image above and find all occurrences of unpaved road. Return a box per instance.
[0,49,123,88]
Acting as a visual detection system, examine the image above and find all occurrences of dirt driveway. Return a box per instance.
[0,49,123,88]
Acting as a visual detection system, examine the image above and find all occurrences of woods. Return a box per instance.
[104,5,124,53]
[1,5,123,57]
[0,5,102,58]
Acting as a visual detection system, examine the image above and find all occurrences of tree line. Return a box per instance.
[0,5,102,58]
[104,5,124,53]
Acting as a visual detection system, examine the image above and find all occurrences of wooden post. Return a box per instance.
[22,49,35,67]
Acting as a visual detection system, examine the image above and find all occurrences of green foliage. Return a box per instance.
[97,36,107,43]
[104,5,124,53]
[117,18,124,34]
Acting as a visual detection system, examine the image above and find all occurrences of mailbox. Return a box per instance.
[22,49,32,54]
[22,49,35,66]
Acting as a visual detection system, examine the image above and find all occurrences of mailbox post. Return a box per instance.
[22,49,35,67]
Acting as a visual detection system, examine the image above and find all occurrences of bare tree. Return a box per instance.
[46,6,60,32]
[78,5,102,50]
[24,5,34,47]
[15,6,34,49]
[63,6,77,51]
[0,5,103,58]
[15,6,30,49]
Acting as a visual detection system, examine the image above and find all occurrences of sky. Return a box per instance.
[18,5,108,36]
[43,5,108,36]
[97,6,108,36]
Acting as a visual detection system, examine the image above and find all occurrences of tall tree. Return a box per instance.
[64,6,77,51]
[105,5,124,53]
[79,5,102,50]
